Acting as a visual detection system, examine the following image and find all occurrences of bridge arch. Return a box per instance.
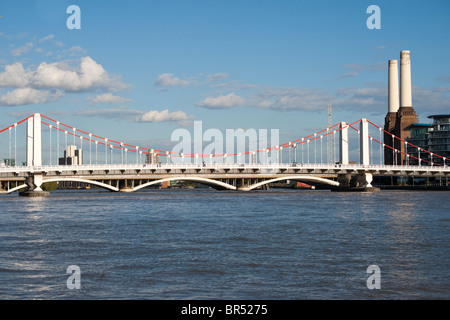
[133,177,237,191]
[246,175,339,191]
[42,178,120,192]
[5,184,28,194]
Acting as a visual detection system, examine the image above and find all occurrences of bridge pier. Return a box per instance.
[331,119,380,192]
[236,178,270,191]
[118,179,135,192]
[19,174,50,197]
[332,173,380,192]
[19,190,51,197]
[17,114,50,197]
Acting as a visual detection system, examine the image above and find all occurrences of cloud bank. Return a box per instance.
[0,56,130,106]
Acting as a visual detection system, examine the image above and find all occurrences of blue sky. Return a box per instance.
[0,0,449,160]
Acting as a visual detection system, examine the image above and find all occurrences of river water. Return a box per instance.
[0,188,448,300]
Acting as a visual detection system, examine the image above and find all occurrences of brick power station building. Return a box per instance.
[384,50,418,165]
[384,50,450,166]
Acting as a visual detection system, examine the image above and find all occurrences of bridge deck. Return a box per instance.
[1,163,449,185]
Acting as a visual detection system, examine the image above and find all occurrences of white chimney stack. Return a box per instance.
[400,50,412,108]
[388,59,399,113]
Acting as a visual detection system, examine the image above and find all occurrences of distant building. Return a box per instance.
[161,181,171,188]
[427,114,450,165]
[403,115,450,166]
[3,159,16,166]
[405,123,431,165]
[59,145,83,165]
[145,151,160,164]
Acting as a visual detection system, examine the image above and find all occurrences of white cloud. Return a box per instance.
[344,63,366,71]
[87,93,131,105]
[333,84,450,114]
[343,62,386,73]
[196,85,383,112]
[10,42,33,57]
[340,72,359,79]
[253,87,333,111]
[155,73,192,87]
[207,73,229,83]
[0,88,62,106]
[334,86,386,110]
[74,106,142,120]
[137,109,194,126]
[197,88,332,111]
[436,75,450,83]
[411,85,450,113]
[67,46,87,56]
[196,81,450,114]
[210,80,257,91]
[369,62,387,71]
[155,72,230,88]
[0,56,130,92]
[0,62,29,87]
[74,107,195,126]
[31,57,127,92]
[68,46,85,52]
[196,93,246,109]
[39,34,55,42]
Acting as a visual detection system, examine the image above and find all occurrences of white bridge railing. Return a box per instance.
[1,162,449,174]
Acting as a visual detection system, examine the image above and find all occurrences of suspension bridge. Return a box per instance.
[0,113,449,196]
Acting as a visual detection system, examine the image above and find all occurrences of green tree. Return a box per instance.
[41,182,59,191]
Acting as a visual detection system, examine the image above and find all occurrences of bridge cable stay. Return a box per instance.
[344,121,447,167]
[43,116,443,166]
[2,114,447,167]
[40,114,360,164]
[0,115,32,166]
[366,120,447,166]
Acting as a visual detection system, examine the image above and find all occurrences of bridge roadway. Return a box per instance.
[1,163,449,194]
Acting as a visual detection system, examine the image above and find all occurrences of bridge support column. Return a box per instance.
[19,173,50,197]
[355,172,375,188]
[27,113,42,167]
[119,179,135,192]
[337,174,352,188]
[333,172,380,192]
[339,122,349,165]
[360,119,370,165]
[237,177,251,191]
[21,114,49,196]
